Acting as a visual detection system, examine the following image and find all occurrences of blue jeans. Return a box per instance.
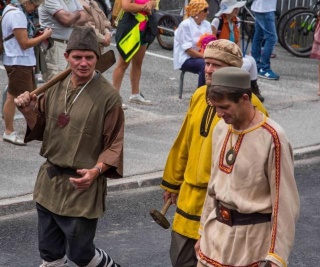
[180,57,206,87]
[251,11,277,72]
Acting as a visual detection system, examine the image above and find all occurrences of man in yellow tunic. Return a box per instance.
[196,67,299,267]
[160,39,268,267]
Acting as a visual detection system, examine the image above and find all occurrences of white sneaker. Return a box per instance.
[122,103,128,110]
[129,93,152,105]
[36,77,45,84]
[3,131,26,146]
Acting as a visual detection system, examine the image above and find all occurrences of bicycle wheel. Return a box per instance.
[157,15,179,50]
[276,7,308,47]
[207,0,220,22]
[240,6,255,40]
[281,10,317,57]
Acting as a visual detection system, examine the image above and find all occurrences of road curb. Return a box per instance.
[293,144,320,161]
[1,144,320,218]
[0,172,163,218]
[107,171,163,192]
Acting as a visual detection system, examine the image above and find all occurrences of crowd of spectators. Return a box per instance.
[1,0,281,146]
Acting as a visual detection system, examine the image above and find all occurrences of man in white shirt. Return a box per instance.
[38,0,87,81]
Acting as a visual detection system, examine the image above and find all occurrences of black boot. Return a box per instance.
[251,80,264,103]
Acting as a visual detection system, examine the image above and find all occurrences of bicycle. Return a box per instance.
[281,10,318,57]
[279,0,320,57]
[238,0,256,55]
[276,6,308,47]
[238,0,255,39]
[156,9,182,50]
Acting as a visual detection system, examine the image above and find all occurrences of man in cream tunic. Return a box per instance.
[196,67,300,267]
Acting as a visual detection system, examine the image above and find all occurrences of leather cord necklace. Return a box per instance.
[57,72,95,128]
[226,107,256,165]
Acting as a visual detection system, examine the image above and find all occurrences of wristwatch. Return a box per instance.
[259,260,272,267]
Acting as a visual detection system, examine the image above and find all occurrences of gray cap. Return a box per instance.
[66,26,100,58]
[212,67,250,89]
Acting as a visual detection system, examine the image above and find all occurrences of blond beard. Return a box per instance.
[205,73,212,86]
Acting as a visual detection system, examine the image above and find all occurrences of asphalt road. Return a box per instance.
[0,157,319,267]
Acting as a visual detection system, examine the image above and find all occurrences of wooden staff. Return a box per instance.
[30,49,116,96]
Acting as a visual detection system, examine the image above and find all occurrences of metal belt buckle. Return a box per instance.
[259,260,272,267]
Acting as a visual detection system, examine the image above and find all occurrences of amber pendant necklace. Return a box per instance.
[57,73,95,128]
[226,108,256,165]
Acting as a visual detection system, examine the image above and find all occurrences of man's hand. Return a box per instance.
[142,1,154,14]
[14,91,37,114]
[14,91,38,129]
[163,191,178,205]
[42,27,53,39]
[102,32,111,46]
[69,167,99,191]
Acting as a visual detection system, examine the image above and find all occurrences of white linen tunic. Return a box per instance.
[198,114,300,267]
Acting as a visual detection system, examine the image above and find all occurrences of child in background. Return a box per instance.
[211,0,264,102]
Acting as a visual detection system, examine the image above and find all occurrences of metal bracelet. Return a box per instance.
[94,166,102,175]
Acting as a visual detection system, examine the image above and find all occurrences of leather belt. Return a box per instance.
[52,38,68,44]
[216,200,271,227]
[46,161,80,179]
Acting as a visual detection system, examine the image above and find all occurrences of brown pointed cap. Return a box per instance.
[66,26,100,58]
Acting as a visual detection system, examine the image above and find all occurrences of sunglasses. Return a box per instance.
[202,8,209,13]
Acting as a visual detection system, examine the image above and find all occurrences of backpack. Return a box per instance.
[0,8,15,56]
[215,16,224,39]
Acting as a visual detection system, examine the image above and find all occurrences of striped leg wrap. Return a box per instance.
[39,256,68,267]
[85,248,121,267]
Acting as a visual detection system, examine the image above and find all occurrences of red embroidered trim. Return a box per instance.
[262,123,281,253]
[198,249,259,267]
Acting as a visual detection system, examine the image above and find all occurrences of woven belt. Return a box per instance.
[216,200,271,227]
[52,38,68,44]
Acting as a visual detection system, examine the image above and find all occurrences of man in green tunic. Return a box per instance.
[14,26,123,267]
